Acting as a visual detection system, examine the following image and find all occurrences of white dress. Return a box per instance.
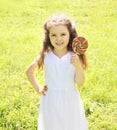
[38,51,88,130]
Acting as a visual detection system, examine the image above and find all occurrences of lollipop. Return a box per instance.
[72,36,88,55]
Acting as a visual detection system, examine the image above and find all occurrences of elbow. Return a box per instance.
[26,68,32,77]
[26,69,29,78]
[26,67,29,75]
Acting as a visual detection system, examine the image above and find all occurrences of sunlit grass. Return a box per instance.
[0,0,117,129]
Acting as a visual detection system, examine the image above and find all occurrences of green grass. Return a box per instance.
[0,0,117,129]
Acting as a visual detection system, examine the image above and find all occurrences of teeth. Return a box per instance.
[56,42,63,45]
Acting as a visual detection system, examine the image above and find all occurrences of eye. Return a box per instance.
[51,34,56,37]
[61,33,66,36]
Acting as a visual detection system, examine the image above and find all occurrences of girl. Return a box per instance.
[26,13,88,130]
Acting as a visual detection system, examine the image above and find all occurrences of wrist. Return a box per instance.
[35,86,40,92]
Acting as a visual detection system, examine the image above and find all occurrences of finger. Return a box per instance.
[40,91,46,96]
[70,59,75,64]
[39,92,43,95]
[71,57,79,61]
[72,54,79,58]
[44,86,47,89]
[71,58,75,62]
[44,85,48,89]
[71,57,77,61]
[71,56,76,60]
[43,92,46,96]
[71,54,77,57]
[44,88,48,92]
[44,86,48,91]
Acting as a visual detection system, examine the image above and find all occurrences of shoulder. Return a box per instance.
[44,51,52,58]
[44,51,52,62]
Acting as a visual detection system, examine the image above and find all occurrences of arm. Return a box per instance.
[26,58,48,95]
[75,62,85,86]
[70,54,85,86]
[26,59,40,92]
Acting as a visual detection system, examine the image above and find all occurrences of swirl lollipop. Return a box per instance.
[72,36,88,55]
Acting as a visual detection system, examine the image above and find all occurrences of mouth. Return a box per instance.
[56,42,63,46]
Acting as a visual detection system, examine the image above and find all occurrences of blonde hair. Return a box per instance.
[37,13,87,69]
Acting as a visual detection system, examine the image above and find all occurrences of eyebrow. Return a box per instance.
[50,32,67,34]
[49,33,56,35]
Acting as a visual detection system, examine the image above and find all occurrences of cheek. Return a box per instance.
[65,35,70,42]
[50,37,55,43]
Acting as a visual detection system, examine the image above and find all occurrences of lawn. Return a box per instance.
[0,0,117,129]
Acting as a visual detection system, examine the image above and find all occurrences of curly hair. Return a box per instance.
[36,13,87,69]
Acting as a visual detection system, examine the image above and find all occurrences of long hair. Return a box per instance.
[36,13,87,69]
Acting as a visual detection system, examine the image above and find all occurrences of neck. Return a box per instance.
[53,49,68,58]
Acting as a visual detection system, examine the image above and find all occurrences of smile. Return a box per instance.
[56,42,63,46]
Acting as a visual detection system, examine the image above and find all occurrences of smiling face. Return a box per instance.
[49,25,70,53]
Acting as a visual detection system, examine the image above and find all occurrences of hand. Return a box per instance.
[38,85,48,96]
[70,54,81,68]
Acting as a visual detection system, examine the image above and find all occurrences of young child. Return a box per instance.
[26,13,88,130]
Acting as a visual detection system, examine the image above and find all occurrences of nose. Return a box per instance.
[56,36,62,41]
